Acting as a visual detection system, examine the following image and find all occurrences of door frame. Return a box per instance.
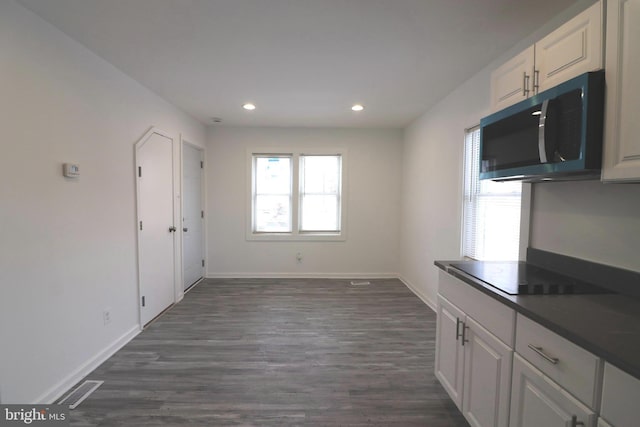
[134,127,178,328]
[180,135,206,294]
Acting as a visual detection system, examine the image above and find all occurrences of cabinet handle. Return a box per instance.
[528,344,559,365]
[523,72,530,97]
[567,415,585,427]
[533,69,540,94]
[461,323,469,346]
[455,318,462,341]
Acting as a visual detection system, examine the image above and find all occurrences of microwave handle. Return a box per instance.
[538,99,550,163]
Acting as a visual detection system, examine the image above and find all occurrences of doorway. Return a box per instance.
[182,141,205,291]
[135,128,176,326]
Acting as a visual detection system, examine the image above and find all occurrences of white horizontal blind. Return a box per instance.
[462,127,522,261]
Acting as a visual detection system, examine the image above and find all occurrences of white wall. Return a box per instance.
[206,126,402,277]
[530,181,640,271]
[397,0,635,307]
[0,0,206,404]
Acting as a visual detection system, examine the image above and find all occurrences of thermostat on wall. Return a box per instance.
[63,163,80,178]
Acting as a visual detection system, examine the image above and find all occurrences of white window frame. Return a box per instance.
[461,126,531,261]
[246,148,347,241]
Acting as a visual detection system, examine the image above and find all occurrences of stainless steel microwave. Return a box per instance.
[480,70,605,182]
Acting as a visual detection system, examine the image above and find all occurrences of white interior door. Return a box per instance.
[136,129,176,325]
[182,142,204,290]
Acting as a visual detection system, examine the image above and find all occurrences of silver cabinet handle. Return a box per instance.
[538,99,550,163]
[455,318,462,341]
[523,72,530,97]
[528,344,559,364]
[533,69,540,94]
[567,415,585,427]
[461,323,469,346]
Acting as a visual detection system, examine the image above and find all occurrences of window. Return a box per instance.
[249,151,345,240]
[462,127,523,261]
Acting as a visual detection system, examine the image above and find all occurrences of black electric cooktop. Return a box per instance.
[450,261,613,295]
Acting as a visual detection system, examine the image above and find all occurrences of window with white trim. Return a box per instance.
[462,126,522,260]
[249,151,344,240]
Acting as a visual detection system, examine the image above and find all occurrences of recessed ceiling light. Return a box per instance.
[351,104,365,112]
[243,103,256,111]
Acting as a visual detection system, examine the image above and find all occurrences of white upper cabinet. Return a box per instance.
[602,0,640,182]
[536,1,603,93]
[490,1,603,112]
[490,46,535,112]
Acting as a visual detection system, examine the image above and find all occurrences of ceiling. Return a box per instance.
[18,0,578,128]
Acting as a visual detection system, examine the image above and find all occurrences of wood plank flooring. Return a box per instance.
[68,278,469,426]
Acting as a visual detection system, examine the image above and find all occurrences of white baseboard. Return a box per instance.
[398,276,436,312]
[205,272,399,279]
[35,325,140,404]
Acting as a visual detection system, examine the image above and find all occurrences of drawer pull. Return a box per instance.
[528,344,559,365]
[455,318,462,341]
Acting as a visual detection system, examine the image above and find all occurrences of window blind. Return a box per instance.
[462,127,522,261]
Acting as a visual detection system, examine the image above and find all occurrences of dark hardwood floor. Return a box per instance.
[67,278,469,426]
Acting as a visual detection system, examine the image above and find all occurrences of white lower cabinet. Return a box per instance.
[435,295,465,408]
[510,354,597,427]
[462,316,512,427]
[599,362,640,427]
[435,285,513,427]
[598,418,614,427]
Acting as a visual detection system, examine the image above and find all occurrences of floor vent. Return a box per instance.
[350,280,371,286]
[58,380,104,409]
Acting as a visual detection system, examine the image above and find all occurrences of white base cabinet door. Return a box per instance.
[462,317,513,427]
[510,354,596,427]
[602,0,640,182]
[435,295,465,409]
[598,418,614,427]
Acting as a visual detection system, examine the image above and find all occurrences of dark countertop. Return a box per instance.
[435,260,640,381]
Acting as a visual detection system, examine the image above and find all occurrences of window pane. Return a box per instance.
[300,155,341,232]
[462,127,522,261]
[253,155,292,233]
[255,195,291,232]
[301,195,338,231]
[255,157,291,195]
[302,156,340,193]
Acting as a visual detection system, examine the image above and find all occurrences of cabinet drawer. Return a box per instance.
[516,314,602,409]
[600,362,640,427]
[439,270,515,347]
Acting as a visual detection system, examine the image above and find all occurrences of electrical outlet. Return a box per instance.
[296,252,303,264]
[103,309,111,325]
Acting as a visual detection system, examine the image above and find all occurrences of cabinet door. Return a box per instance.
[462,317,513,427]
[602,0,640,182]
[535,2,603,93]
[490,46,535,112]
[510,354,597,427]
[435,295,465,409]
[598,418,614,427]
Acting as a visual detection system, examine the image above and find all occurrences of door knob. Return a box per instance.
[183,227,188,232]
[169,226,176,233]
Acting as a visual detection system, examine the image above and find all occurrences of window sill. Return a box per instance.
[246,232,346,242]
